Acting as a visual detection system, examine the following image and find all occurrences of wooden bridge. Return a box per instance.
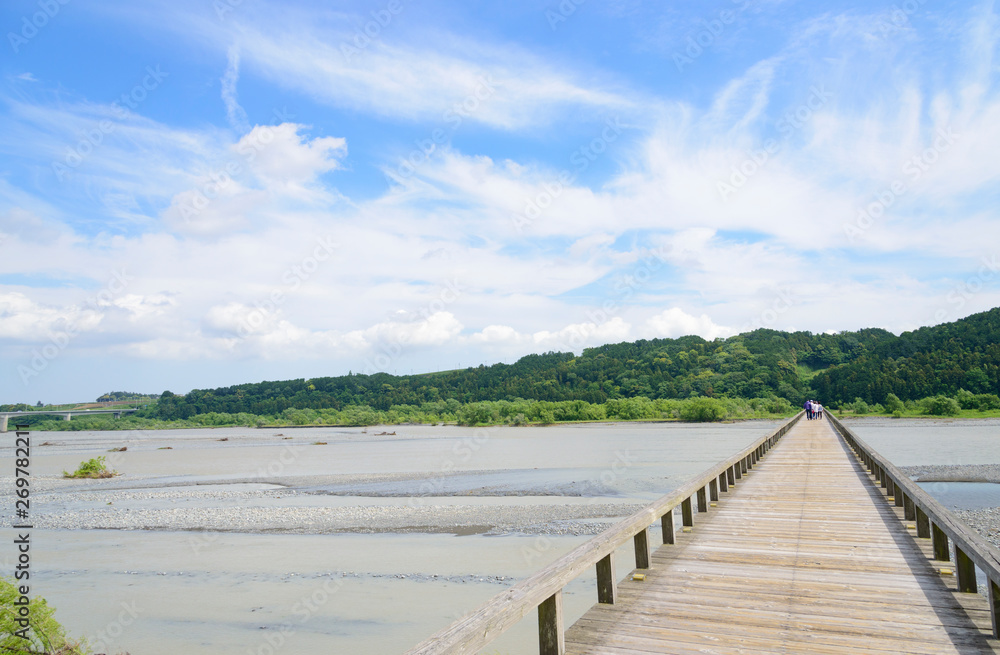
[405,413,1000,655]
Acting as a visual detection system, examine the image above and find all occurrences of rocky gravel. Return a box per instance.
[901,464,1000,483]
[0,476,643,536]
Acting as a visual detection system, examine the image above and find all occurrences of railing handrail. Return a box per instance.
[827,413,1000,583]
[404,412,803,655]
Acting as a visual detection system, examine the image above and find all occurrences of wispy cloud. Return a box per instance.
[221,45,251,134]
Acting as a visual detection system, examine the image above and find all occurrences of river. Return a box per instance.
[1,417,997,654]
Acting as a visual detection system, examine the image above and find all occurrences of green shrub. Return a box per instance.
[63,456,116,479]
[679,397,727,422]
[850,397,870,414]
[0,577,89,653]
[921,395,961,416]
[884,393,904,413]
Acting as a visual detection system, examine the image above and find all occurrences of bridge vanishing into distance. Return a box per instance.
[0,408,138,432]
[406,413,1000,655]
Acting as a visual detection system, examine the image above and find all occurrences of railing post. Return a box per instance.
[733,463,742,480]
[916,506,930,538]
[879,466,887,488]
[538,592,565,655]
[932,523,949,560]
[741,457,748,474]
[718,471,728,493]
[903,494,915,521]
[661,509,675,545]
[956,546,977,592]
[697,487,708,513]
[886,478,895,498]
[710,477,720,502]
[634,528,650,569]
[681,498,693,527]
[990,579,1000,639]
[596,553,616,604]
[894,485,904,508]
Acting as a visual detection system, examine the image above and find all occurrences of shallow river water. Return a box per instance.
[1,417,997,654]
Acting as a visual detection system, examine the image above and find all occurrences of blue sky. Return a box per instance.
[1,0,999,402]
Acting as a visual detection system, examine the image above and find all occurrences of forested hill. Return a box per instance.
[152,307,1000,419]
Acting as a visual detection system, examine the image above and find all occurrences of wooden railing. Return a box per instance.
[403,412,803,655]
[827,412,1000,638]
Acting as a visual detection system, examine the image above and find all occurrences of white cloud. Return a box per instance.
[221,45,251,134]
[641,308,733,340]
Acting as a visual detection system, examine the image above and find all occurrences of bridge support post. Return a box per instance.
[595,553,616,604]
[990,580,1000,638]
[956,547,977,593]
[916,507,930,538]
[633,529,650,569]
[0,415,7,433]
[709,478,719,502]
[697,487,707,513]
[538,592,565,655]
[661,510,675,545]
[681,498,693,527]
[64,413,72,421]
[932,523,949,560]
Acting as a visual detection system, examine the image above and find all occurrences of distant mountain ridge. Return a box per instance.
[149,308,1000,420]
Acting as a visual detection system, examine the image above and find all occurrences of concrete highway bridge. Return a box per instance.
[0,408,138,432]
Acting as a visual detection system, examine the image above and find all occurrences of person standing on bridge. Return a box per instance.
[814,402,823,419]
[803,399,812,419]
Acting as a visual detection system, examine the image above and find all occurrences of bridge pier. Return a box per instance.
[0,415,7,433]
[64,413,72,421]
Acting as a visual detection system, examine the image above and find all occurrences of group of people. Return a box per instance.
[804,399,824,419]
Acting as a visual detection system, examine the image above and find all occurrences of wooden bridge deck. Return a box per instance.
[564,417,1000,654]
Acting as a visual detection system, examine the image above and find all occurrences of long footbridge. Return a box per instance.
[405,412,1000,654]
